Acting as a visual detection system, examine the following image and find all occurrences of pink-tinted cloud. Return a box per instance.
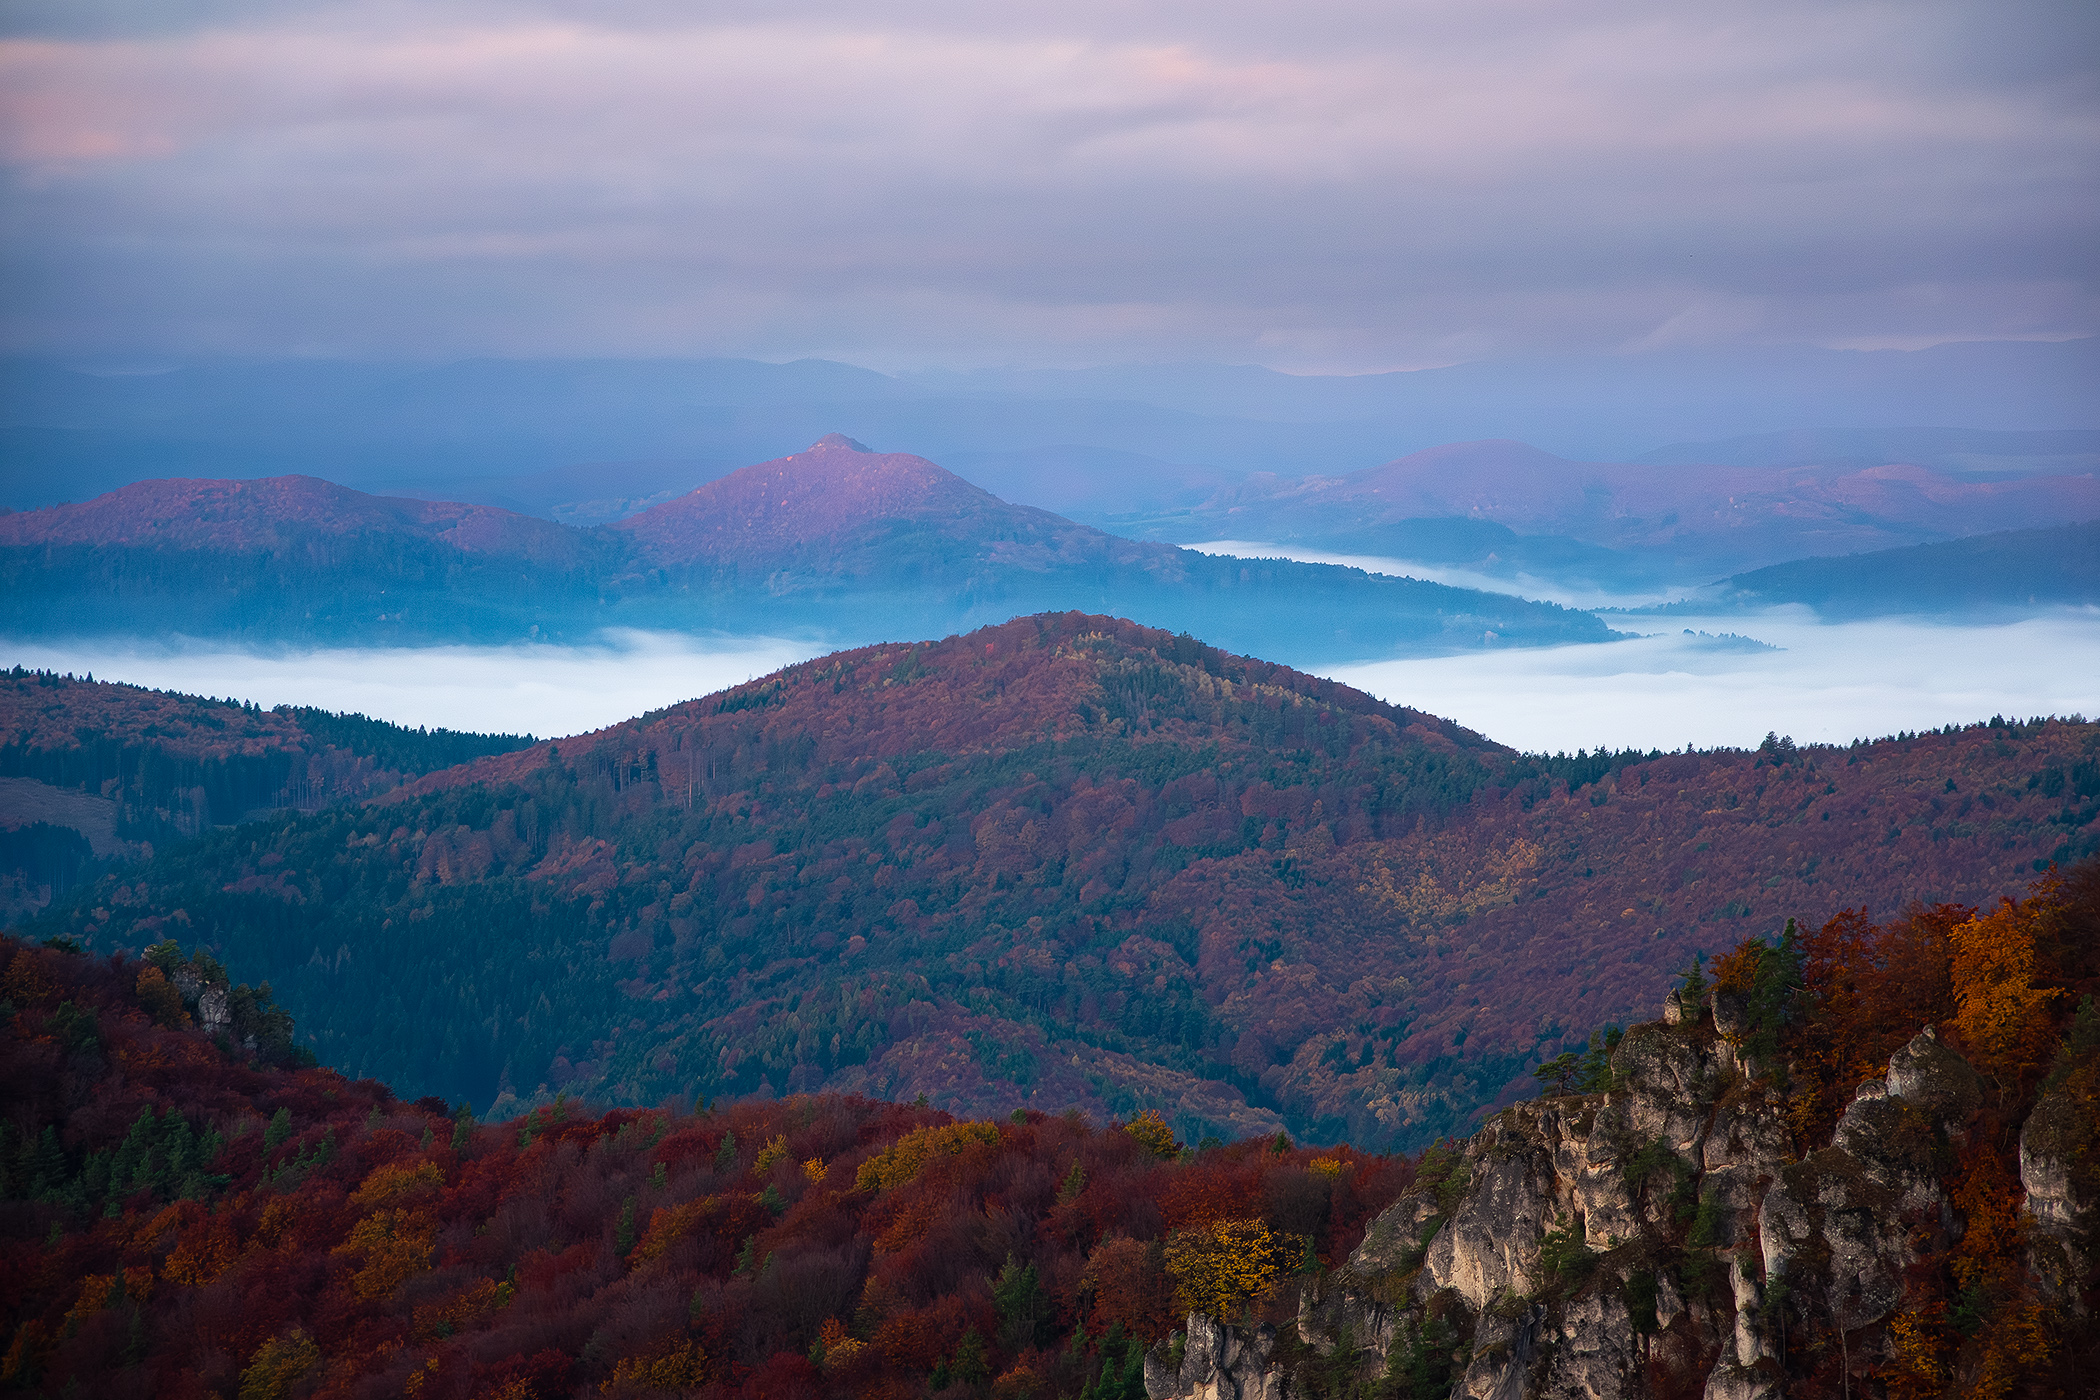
[0,0,2092,366]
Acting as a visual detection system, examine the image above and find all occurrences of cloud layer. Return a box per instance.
[8,608,2097,753]
[2,0,2095,367]
[1331,609,2100,752]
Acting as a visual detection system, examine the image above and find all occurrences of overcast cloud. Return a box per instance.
[1,0,2095,368]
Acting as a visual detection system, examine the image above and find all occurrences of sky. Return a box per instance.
[2,0,2096,371]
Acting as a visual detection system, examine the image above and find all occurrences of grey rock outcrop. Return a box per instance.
[1146,1001,2008,1400]
[172,964,233,1034]
[1884,1025,1982,1123]
[1424,1125,1556,1308]
[2020,1076,2094,1311]
[1144,1313,1282,1400]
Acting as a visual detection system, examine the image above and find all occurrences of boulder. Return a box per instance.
[1884,1026,1982,1125]
[2019,1079,2094,1310]
[1710,987,1749,1042]
[1613,1024,1718,1158]
[1145,1313,1283,1400]
[1763,1151,1910,1333]
[1833,1080,1945,1215]
[1702,1361,1784,1400]
[1534,1289,1642,1400]
[1425,1132,1555,1308]
[1702,1085,1788,1174]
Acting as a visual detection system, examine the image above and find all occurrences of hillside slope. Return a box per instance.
[1703,519,2100,616]
[610,435,1611,657]
[0,474,620,640]
[0,932,1411,1400]
[19,614,2098,1151]
[0,670,534,920]
[4,868,2092,1398]
[0,438,1612,663]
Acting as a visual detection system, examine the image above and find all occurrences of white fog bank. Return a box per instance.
[1325,610,2100,753]
[0,631,822,738]
[7,611,2097,754]
[1184,540,1694,611]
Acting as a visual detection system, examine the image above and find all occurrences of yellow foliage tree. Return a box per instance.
[854,1121,1001,1191]
[1885,1297,1949,1400]
[238,1330,320,1400]
[349,1159,443,1209]
[1121,1110,1180,1160]
[752,1134,791,1175]
[630,1197,717,1268]
[816,1317,865,1370]
[163,1218,239,1286]
[603,1341,706,1392]
[1162,1218,1290,1320]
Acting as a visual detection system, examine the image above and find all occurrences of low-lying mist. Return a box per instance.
[0,630,820,739]
[1185,539,1692,610]
[1329,608,2100,752]
[6,609,2095,753]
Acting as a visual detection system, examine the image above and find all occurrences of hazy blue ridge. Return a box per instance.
[1676,520,2100,618]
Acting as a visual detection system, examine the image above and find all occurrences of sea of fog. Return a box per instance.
[0,630,821,740]
[1329,609,2100,752]
[1186,539,1693,610]
[6,609,2099,753]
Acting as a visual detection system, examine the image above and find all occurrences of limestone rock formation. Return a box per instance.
[172,962,233,1034]
[2021,1075,2095,1311]
[1143,1314,1284,1400]
[1144,997,2013,1399]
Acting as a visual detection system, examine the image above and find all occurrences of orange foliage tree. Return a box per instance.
[1949,898,2065,1094]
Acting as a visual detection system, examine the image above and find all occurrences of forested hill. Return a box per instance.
[20,613,2099,1153]
[1706,518,2100,617]
[0,438,1614,664]
[0,671,533,920]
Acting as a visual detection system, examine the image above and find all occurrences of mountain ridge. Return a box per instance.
[0,440,1616,663]
[1120,437,2100,585]
[612,434,1171,586]
[13,613,2094,1152]
[1694,519,2100,616]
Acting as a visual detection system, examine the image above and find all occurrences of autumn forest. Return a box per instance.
[2,613,2097,1398]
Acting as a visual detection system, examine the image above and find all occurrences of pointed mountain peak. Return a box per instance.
[615,439,1017,566]
[807,433,873,452]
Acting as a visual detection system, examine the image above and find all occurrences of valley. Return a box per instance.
[1,850,2091,1399]
[9,616,2093,1155]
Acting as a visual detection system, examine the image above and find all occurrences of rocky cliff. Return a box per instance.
[1146,982,2094,1399]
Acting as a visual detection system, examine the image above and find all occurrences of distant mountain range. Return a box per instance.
[6,339,2094,517]
[1115,438,2100,585]
[0,435,1612,664]
[11,617,2093,1148]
